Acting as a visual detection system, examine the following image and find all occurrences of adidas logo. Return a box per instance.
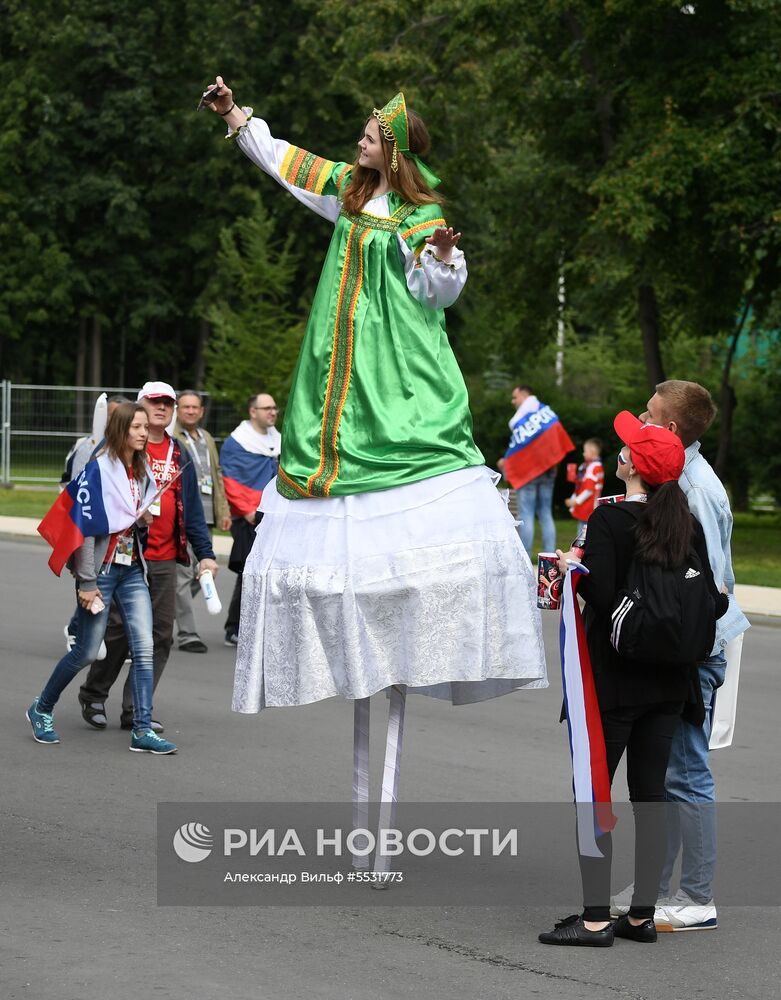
[684,568,700,579]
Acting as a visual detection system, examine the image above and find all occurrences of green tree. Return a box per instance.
[203,194,304,411]
[0,1,302,386]
[295,0,781,500]
[2,0,779,501]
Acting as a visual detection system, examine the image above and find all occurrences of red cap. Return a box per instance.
[613,411,685,486]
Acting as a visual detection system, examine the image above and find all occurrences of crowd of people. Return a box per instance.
[33,382,277,752]
[26,77,750,941]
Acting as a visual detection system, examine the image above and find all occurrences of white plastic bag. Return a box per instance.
[709,633,744,750]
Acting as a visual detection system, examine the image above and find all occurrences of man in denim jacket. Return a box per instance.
[638,380,750,931]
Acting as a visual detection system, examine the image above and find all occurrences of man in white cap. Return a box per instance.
[78,381,219,732]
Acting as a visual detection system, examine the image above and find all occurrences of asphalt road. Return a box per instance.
[1,536,779,1000]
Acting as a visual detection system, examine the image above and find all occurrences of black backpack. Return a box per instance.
[609,546,716,666]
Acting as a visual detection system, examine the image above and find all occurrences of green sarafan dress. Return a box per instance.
[229,113,547,711]
[231,113,484,499]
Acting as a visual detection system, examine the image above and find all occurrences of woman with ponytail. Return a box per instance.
[539,412,727,948]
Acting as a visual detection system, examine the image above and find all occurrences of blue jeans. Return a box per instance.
[658,652,727,903]
[38,561,154,731]
[517,468,557,555]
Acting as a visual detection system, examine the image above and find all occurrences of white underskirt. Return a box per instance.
[232,466,548,710]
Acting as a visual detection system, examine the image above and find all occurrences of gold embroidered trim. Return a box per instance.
[225,112,254,142]
[399,218,446,241]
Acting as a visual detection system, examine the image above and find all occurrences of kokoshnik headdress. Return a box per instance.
[372,92,441,189]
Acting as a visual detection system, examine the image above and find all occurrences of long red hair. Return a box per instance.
[341,109,440,216]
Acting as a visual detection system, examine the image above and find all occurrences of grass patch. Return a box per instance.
[2,490,778,587]
[549,514,780,588]
[0,488,59,518]
[731,512,781,588]
[0,488,236,534]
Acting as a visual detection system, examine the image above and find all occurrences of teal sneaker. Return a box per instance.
[27,700,60,744]
[129,728,178,754]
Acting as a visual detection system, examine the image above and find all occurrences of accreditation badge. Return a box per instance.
[201,474,213,496]
[114,534,135,566]
[148,499,161,517]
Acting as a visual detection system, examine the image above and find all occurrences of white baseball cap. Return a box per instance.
[137,381,176,402]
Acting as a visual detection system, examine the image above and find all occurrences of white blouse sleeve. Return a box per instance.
[230,111,342,225]
[398,239,468,310]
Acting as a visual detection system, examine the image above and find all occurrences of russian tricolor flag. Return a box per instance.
[220,436,278,517]
[38,456,150,576]
[503,402,574,489]
[560,563,617,857]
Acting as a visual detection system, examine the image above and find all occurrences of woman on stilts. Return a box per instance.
[205,77,548,872]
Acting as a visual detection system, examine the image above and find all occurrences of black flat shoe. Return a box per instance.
[80,700,107,730]
[179,638,208,653]
[613,915,657,943]
[121,718,165,733]
[539,914,614,947]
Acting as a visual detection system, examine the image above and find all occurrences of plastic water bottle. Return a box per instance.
[199,570,222,615]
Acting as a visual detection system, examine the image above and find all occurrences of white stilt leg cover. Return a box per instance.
[375,685,406,875]
[352,697,371,869]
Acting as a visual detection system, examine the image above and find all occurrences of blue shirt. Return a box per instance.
[680,442,750,652]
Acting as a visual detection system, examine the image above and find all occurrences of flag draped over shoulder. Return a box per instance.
[220,422,281,517]
[503,400,574,489]
[559,563,616,857]
[38,455,151,576]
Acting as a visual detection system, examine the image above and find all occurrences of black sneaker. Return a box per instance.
[539,914,614,947]
[224,631,239,647]
[121,717,165,734]
[179,637,208,653]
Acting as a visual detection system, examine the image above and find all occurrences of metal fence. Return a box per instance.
[0,382,242,485]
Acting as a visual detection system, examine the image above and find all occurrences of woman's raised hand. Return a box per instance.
[425,227,462,262]
[206,75,234,115]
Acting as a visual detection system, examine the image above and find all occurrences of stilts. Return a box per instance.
[375,684,406,880]
[351,685,407,882]
[351,696,371,869]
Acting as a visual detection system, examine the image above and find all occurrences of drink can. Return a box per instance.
[571,522,588,559]
[537,553,563,611]
[597,493,625,506]
[566,463,577,482]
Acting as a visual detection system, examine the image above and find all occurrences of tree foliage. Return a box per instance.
[202,194,304,411]
[1,0,779,500]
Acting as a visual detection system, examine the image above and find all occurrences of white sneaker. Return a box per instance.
[609,882,634,917]
[64,625,76,653]
[654,891,717,932]
[64,625,106,660]
[611,883,677,917]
